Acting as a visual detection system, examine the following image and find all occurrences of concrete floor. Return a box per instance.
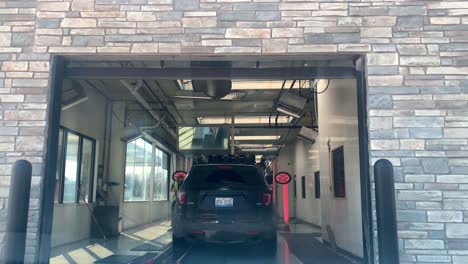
[169,220,358,264]
[50,220,172,264]
[49,219,359,264]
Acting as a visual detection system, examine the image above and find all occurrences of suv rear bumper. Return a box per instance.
[174,219,276,244]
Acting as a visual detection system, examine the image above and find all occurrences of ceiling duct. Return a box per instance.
[190,61,232,99]
[62,81,88,110]
[192,80,232,99]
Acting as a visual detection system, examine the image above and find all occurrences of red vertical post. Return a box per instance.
[283,184,289,225]
[272,160,276,206]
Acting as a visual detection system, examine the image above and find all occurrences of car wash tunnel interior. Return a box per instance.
[43,56,372,264]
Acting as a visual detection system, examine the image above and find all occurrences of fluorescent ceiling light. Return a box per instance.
[231,80,297,90]
[241,148,278,152]
[232,135,281,141]
[277,106,302,119]
[197,116,292,125]
[236,144,274,148]
[179,80,302,91]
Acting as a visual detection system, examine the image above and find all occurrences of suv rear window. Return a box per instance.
[184,165,265,187]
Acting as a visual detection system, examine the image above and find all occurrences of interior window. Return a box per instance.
[124,138,152,201]
[332,146,346,198]
[153,148,170,201]
[63,133,79,203]
[314,171,320,199]
[79,138,94,203]
[301,176,306,199]
[54,129,64,203]
[56,128,96,204]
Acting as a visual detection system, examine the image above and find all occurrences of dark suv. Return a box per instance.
[172,164,277,255]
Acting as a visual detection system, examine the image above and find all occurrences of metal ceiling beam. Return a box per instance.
[142,80,181,125]
[146,80,188,125]
[121,80,178,139]
[178,124,303,129]
[64,66,357,80]
[232,140,283,145]
[176,111,284,116]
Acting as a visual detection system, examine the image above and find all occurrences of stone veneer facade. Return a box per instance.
[1,0,468,263]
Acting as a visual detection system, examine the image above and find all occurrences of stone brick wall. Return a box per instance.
[1,0,49,262]
[1,0,468,263]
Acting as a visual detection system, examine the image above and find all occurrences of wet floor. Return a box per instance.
[166,236,302,264]
[164,235,356,264]
[162,221,356,264]
[50,220,358,264]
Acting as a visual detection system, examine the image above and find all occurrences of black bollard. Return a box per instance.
[374,159,400,264]
[4,160,32,264]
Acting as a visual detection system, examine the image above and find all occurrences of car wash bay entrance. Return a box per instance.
[39,56,372,264]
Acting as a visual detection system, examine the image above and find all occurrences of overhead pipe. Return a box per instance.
[121,80,177,139]
[139,113,167,131]
[143,80,181,125]
[62,80,89,110]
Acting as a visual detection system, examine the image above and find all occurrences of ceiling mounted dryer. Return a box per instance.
[297,126,318,144]
[192,80,232,99]
[190,61,233,99]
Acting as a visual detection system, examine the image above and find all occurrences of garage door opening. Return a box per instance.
[40,56,372,264]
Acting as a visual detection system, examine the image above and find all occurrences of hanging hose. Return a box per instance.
[269,80,287,128]
[77,187,108,240]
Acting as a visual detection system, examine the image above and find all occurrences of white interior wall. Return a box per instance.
[51,205,94,247]
[275,78,363,258]
[52,82,106,247]
[53,88,174,247]
[293,139,321,226]
[317,79,363,258]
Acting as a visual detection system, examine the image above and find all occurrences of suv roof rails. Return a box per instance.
[193,154,256,165]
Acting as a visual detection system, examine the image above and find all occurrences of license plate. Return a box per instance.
[215,197,233,207]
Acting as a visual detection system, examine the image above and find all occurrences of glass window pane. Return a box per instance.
[133,139,144,200]
[79,138,94,203]
[143,140,152,201]
[124,138,151,202]
[154,149,169,201]
[55,129,63,203]
[124,140,136,201]
[63,133,79,203]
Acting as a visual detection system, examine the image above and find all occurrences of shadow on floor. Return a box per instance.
[50,220,172,264]
[281,233,355,264]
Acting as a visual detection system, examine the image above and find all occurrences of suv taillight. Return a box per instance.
[263,193,272,206]
[177,190,186,205]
